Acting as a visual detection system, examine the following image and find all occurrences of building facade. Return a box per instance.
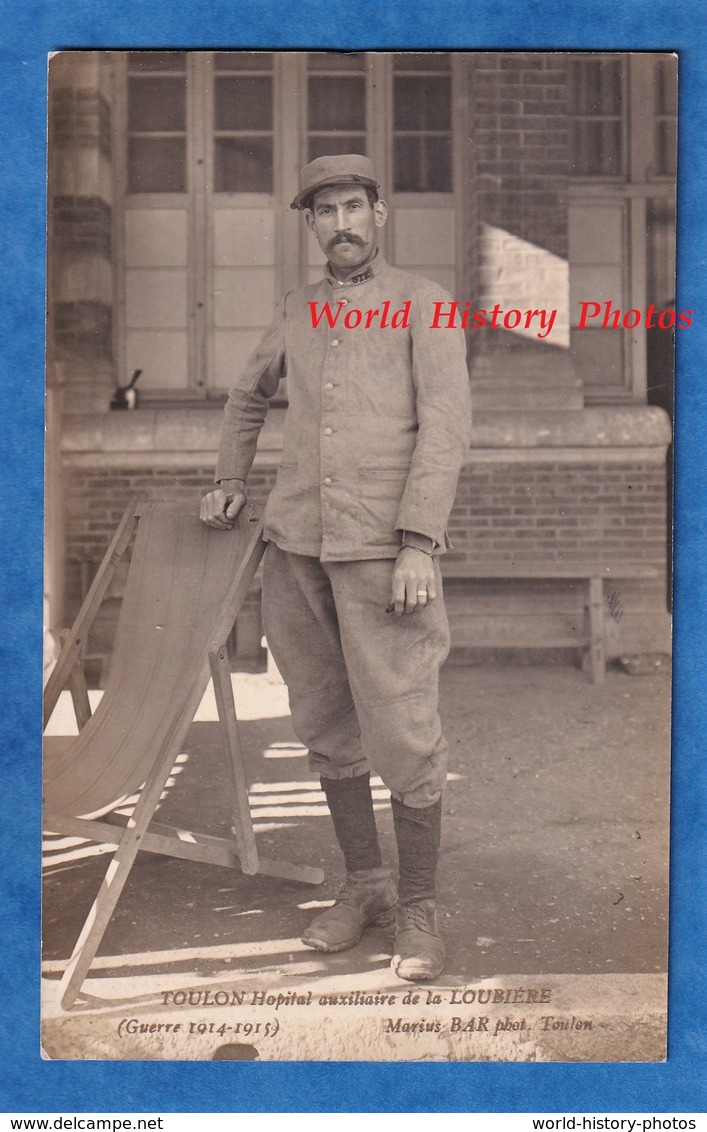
[46,51,675,677]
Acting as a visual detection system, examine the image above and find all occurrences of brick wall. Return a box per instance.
[65,460,666,580]
[62,453,668,679]
[463,54,580,406]
[447,461,666,571]
[444,459,669,660]
[467,54,569,261]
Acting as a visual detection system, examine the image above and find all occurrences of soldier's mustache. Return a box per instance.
[329,233,365,248]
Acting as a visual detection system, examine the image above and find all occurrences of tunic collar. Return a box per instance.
[324,251,388,289]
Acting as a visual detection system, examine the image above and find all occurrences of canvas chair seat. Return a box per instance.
[45,501,255,817]
[43,496,323,1010]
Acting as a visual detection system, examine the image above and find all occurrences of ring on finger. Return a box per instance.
[416,590,428,599]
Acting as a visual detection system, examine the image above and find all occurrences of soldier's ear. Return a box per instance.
[305,209,316,233]
[374,199,388,229]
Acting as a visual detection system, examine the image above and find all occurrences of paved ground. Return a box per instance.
[41,660,671,1062]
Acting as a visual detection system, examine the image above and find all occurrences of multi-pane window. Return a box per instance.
[393,54,452,191]
[305,51,454,191]
[568,55,677,403]
[213,52,274,192]
[569,56,625,177]
[307,53,368,160]
[126,52,275,196]
[303,52,456,295]
[120,51,461,396]
[654,57,677,177]
[126,52,187,193]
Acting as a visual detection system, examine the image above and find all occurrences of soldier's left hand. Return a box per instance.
[391,547,437,615]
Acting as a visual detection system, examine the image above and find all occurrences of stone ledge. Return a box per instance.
[471,406,671,448]
[61,406,672,456]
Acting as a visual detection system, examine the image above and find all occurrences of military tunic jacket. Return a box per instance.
[215,253,472,562]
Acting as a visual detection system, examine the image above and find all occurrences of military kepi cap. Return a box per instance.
[290,154,379,210]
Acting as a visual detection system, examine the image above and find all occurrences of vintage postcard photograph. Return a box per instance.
[41,49,675,1063]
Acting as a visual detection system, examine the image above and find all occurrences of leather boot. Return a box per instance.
[302,867,398,952]
[391,797,445,980]
[392,898,446,981]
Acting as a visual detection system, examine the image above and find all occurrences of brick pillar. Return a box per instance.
[463,54,583,410]
[48,52,114,413]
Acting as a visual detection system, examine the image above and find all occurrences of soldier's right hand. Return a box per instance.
[199,485,247,529]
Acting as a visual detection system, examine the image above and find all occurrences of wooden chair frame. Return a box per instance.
[43,495,323,1010]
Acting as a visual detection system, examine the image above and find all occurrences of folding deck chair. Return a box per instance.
[43,495,324,1010]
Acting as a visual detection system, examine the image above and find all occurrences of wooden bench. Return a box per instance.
[443,562,661,684]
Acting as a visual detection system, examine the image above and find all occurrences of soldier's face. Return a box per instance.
[306,186,388,278]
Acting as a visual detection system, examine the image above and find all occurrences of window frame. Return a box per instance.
[568,53,629,181]
[569,53,677,405]
[111,50,462,402]
[114,51,283,403]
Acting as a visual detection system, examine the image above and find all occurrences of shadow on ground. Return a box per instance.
[41,662,671,1061]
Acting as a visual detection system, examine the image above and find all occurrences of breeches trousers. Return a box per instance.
[261,543,451,808]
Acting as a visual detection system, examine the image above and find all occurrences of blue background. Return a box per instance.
[1,0,705,1113]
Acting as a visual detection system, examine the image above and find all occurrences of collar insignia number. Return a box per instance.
[346,266,375,286]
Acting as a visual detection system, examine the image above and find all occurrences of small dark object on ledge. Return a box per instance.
[110,368,143,410]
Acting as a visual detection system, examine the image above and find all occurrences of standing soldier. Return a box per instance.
[201,154,471,980]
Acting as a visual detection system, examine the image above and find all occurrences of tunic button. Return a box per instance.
[324,426,333,436]
[323,477,333,486]
[325,382,334,391]
[331,338,339,347]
